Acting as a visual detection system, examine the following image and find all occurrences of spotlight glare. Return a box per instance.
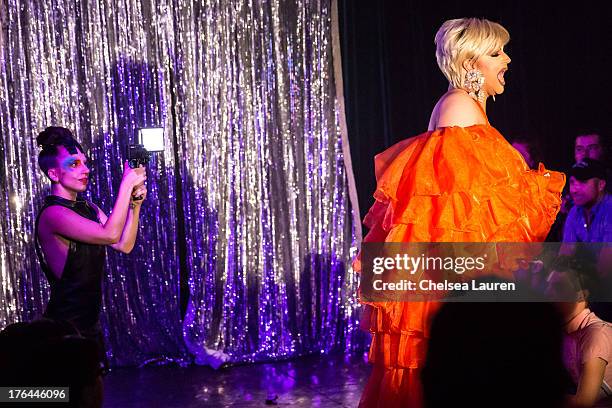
[137,128,165,152]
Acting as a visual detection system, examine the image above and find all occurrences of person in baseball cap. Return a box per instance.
[564,158,609,239]
[569,158,607,185]
[562,158,612,325]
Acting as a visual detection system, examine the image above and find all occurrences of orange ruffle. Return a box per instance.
[357,124,565,408]
[365,125,565,243]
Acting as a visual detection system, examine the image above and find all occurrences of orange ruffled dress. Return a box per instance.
[357,123,565,407]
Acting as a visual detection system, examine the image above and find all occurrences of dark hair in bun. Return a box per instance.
[37,127,84,179]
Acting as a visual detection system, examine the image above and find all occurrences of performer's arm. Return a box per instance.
[93,183,147,254]
[40,163,146,245]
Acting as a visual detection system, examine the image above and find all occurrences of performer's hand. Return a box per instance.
[122,161,147,189]
[131,184,147,206]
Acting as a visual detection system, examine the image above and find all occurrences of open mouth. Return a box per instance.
[497,68,507,86]
[79,178,88,185]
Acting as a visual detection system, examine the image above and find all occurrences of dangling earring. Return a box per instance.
[464,68,485,103]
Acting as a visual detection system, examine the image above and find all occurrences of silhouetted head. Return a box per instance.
[422,279,570,408]
[0,319,102,407]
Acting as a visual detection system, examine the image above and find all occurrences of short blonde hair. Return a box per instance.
[435,18,510,89]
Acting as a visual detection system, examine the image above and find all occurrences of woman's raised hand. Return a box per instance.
[121,161,147,189]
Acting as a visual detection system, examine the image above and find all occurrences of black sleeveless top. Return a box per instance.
[35,195,106,330]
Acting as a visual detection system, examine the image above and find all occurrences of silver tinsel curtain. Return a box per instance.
[0,0,363,366]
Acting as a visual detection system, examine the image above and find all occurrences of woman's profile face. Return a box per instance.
[50,146,90,193]
[472,47,511,98]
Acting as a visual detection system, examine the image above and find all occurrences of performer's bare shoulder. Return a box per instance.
[428,89,487,130]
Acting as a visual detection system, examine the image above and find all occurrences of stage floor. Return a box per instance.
[104,352,370,407]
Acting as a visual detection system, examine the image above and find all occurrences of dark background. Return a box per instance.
[339,0,612,220]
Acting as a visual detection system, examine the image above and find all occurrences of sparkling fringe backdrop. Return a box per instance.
[0,0,363,366]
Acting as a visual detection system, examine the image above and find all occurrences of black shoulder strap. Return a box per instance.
[84,200,102,223]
